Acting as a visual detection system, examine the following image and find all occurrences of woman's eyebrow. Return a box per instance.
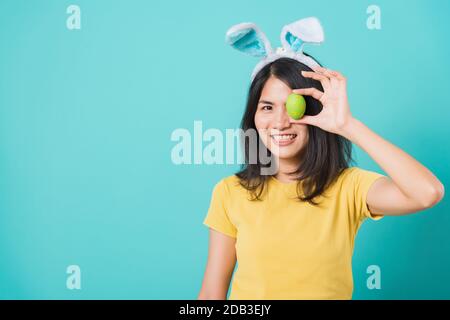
[258,100,274,105]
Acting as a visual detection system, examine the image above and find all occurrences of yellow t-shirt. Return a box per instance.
[203,166,386,300]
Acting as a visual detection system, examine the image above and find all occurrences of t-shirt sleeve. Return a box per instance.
[347,167,386,222]
[203,179,237,238]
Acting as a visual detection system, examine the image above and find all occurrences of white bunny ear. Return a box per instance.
[225,22,273,58]
[280,17,324,53]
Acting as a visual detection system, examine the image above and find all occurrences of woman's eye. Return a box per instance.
[262,105,272,111]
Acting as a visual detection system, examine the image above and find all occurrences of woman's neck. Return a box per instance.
[274,158,301,183]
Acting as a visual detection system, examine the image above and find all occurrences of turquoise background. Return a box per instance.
[0,0,449,299]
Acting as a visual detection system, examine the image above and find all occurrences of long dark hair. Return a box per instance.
[236,56,354,206]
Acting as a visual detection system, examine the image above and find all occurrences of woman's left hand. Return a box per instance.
[290,66,354,135]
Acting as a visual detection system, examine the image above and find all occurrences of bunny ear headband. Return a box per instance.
[225,17,325,80]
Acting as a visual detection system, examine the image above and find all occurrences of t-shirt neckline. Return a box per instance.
[270,175,299,187]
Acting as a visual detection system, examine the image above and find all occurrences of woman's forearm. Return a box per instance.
[340,117,445,206]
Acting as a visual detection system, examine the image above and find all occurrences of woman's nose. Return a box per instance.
[272,106,291,129]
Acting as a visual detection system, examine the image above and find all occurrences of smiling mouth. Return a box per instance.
[270,133,298,146]
[270,134,298,142]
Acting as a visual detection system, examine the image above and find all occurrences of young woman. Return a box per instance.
[198,57,444,300]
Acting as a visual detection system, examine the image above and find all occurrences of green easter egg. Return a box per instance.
[286,93,306,120]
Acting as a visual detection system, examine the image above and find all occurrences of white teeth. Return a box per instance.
[271,134,297,141]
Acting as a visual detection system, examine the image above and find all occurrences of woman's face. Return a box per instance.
[254,75,309,161]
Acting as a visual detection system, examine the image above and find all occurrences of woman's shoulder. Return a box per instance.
[333,166,385,189]
[342,166,384,177]
[215,174,242,191]
[208,175,246,202]
[338,166,358,180]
